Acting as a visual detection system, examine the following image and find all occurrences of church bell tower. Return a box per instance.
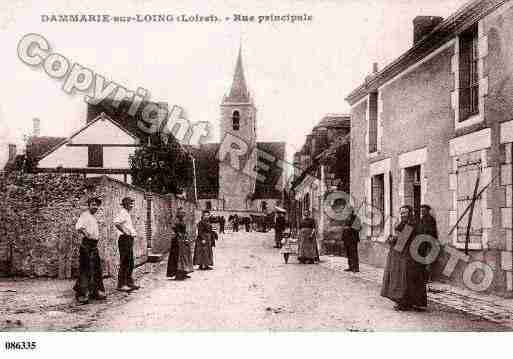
[218,46,257,210]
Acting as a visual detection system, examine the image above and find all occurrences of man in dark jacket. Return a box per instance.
[416,204,439,283]
[342,209,360,272]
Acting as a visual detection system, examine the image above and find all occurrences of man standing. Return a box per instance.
[341,208,360,272]
[113,197,140,292]
[416,204,439,283]
[274,211,286,248]
[73,197,106,304]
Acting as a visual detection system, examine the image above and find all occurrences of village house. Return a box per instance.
[18,101,170,185]
[346,0,513,295]
[288,113,350,252]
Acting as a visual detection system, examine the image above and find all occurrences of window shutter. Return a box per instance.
[368,93,378,153]
[88,144,103,167]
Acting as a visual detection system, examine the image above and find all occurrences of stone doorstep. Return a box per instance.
[319,255,513,328]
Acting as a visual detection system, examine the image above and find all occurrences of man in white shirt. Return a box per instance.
[73,197,106,304]
[113,196,140,292]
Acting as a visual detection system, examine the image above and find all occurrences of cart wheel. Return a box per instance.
[283,253,289,264]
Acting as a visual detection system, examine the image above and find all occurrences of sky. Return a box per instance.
[0,0,470,168]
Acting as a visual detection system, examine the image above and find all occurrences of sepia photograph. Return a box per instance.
[1,0,513,356]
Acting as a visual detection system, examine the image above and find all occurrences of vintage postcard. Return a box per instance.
[1,0,513,356]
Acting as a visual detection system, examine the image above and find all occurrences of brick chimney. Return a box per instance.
[413,16,443,44]
[33,117,40,137]
[8,144,16,162]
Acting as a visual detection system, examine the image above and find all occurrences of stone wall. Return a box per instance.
[0,174,196,278]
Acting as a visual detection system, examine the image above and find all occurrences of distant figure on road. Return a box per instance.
[167,207,193,280]
[274,211,286,248]
[73,196,106,304]
[219,216,225,234]
[381,205,427,311]
[194,210,217,270]
[113,197,141,292]
[297,209,318,264]
[232,214,239,232]
[244,216,251,232]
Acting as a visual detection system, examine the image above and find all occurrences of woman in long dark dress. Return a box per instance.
[297,209,318,264]
[167,208,193,280]
[381,205,427,311]
[193,210,216,270]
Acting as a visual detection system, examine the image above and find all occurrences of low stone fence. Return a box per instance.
[0,173,196,279]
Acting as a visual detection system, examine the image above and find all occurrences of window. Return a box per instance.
[371,174,385,237]
[88,145,103,167]
[368,92,378,153]
[205,201,212,211]
[232,110,240,131]
[455,155,483,247]
[459,26,479,122]
[261,201,267,213]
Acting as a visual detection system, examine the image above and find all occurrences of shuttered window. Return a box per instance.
[459,26,479,122]
[456,155,482,246]
[88,144,103,167]
[371,174,385,237]
[368,92,378,153]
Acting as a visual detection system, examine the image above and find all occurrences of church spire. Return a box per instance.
[225,45,251,103]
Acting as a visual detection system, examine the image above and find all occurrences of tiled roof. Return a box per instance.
[186,143,220,199]
[26,136,67,160]
[87,99,168,142]
[186,140,286,200]
[253,141,286,199]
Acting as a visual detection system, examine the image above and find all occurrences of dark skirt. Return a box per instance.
[381,247,427,307]
[177,242,193,273]
[166,241,179,277]
[298,227,318,261]
[193,242,214,266]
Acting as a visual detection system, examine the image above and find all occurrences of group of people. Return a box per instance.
[166,209,218,280]
[74,196,219,304]
[74,196,141,304]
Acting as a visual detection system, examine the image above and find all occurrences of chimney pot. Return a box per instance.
[372,62,378,73]
[33,118,40,137]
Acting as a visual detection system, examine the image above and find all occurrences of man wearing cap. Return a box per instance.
[113,197,140,292]
[416,204,439,286]
[73,197,106,304]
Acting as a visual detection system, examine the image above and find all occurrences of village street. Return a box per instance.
[88,232,505,331]
[1,231,508,332]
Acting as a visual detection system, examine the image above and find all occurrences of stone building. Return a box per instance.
[193,47,286,216]
[287,114,350,251]
[346,0,513,295]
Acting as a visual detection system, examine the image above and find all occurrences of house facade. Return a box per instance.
[35,112,140,183]
[288,114,351,252]
[346,0,513,295]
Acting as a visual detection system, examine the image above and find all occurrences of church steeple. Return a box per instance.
[225,46,251,103]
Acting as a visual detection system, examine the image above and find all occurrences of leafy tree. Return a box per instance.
[130,134,193,195]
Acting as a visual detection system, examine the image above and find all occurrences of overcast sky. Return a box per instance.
[0,0,469,168]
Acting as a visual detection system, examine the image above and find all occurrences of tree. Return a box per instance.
[129,134,193,195]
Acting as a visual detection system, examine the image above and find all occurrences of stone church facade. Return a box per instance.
[193,48,286,215]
